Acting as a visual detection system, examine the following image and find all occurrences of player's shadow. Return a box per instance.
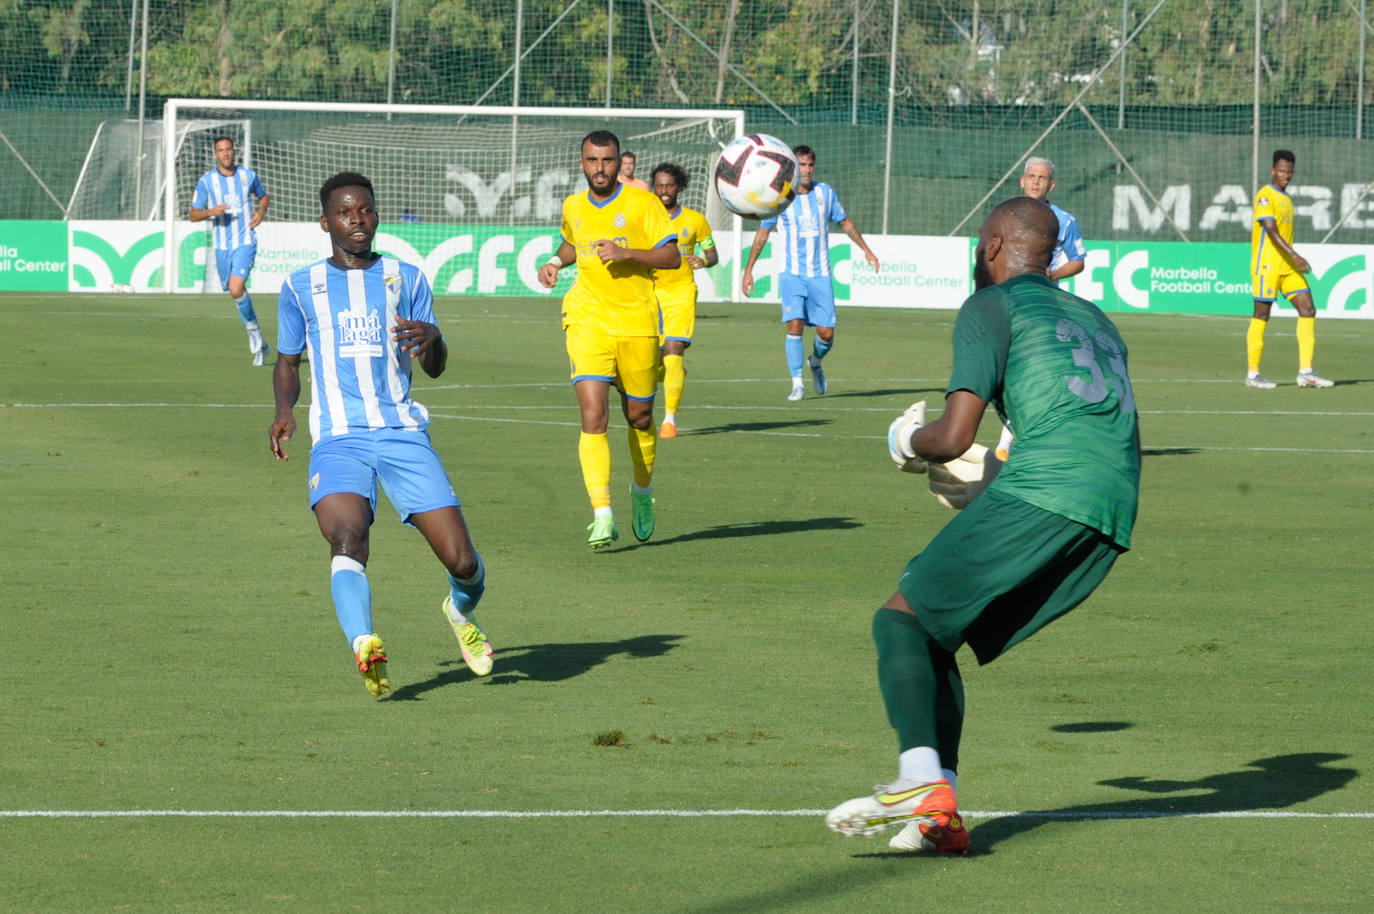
[634,516,862,547]
[387,633,684,699]
[1141,446,1200,457]
[825,387,947,401]
[964,752,1354,856]
[686,418,831,436]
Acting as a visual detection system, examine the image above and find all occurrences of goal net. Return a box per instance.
[160,100,744,291]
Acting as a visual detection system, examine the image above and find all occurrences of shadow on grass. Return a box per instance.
[634,516,862,548]
[1141,447,1200,457]
[387,633,685,699]
[823,386,947,401]
[685,418,830,436]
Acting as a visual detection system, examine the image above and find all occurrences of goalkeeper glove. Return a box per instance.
[928,443,1004,509]
[887,401,928,474]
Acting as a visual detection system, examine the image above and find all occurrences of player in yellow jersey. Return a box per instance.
[1246,149,1334,389]
[650,162,718,439]
[537,130,680,548]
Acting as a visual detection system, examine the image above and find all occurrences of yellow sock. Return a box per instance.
[663,354,685,417]
[1296,316,1316,371]
[1246,317,1267,373]
[578,432,611,510]
[627,425,656,489]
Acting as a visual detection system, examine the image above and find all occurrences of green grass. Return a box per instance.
[2,291,1371,912]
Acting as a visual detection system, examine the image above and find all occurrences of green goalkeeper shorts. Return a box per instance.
[897,489,1125,665]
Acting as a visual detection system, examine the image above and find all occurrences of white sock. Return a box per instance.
[897,746,944,784]
[663,412,676,425]
[594,506,613,520]
[941,768,958,790]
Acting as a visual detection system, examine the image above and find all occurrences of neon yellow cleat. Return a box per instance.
[587,514,619,549]
[443,595,493,676]
[353,634,390,699]
[825,778,958,837]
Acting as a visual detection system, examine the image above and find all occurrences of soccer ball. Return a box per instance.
[714,134,799,219]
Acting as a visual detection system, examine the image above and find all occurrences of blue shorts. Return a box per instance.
[215,244,257,291]
[779,272,837,327]
[307,428,460,524]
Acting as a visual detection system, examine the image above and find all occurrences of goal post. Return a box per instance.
[160,99,746,295]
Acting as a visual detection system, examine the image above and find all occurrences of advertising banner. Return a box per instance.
[1,220,1364,319]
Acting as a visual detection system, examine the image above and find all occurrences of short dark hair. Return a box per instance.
[1273,149,1296,166]
[650,162,689,189]
[621,151,636,162]
[793,144,815,160]
[212,136,234,148]
[582,130,621,157]
[320,171,375,211]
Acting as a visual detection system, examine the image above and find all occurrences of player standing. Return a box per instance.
[189,136,271,365]
[618,151,650,191]
[1245,149,1334,389]
[650,162,718,439]
[537,131,680,548]
[826,197,1140,854]
[269,172,494,698]
[741,145,880,401]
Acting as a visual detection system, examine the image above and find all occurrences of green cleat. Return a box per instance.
[630,487,656,542]
[443,595,493,676]
[587,514,619,549]
[353,634,390,699]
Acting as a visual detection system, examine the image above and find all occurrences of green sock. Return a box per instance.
[872,608,965,771]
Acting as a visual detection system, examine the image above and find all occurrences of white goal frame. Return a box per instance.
[160,98,746,294]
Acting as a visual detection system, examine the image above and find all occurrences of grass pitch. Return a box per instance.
[2,292,1371,912]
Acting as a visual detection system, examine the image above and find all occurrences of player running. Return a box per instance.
[537,131,680,548]
[189,136,271,365]
[650,162,718,439]
[270,172,494,698]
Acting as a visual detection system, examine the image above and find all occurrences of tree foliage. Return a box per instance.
[1,0,1371,113]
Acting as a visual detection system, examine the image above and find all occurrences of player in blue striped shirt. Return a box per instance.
[190,137,271,365]
[741,145,880,401]
[269,172,493,698]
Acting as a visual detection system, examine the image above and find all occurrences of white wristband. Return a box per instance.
[546,255,565,269]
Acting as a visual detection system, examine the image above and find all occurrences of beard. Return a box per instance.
[973,248,994,290]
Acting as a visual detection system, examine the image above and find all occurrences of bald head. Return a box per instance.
[973,196,1059,288]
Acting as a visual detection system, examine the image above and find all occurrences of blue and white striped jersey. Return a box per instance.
[760,183,848,278]
[277,256,436,444]
[1048,202,1086,271]
[192,166,266,251]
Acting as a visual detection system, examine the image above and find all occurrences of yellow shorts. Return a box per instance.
[1252,268,1308,303]
[565,321,660,401]
[656,284,698,345]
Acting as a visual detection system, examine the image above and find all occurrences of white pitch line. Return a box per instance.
[1,808,1370,820]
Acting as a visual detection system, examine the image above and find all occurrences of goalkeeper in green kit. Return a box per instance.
[826,196,1141,854]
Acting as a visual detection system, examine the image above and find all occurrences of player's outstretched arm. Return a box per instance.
[839,217,880,271]
[269,353,302,461]
[741,227,771,296]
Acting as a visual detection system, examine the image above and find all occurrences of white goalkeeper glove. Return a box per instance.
[887,400,928,474]
[928,443,1004,509]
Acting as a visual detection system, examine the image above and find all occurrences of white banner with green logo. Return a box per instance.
[7,221,1365,320]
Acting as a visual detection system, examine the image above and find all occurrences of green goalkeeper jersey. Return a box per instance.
[946,273,1141,548]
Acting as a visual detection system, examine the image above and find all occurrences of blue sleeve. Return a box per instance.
[407,265,436,324]
[827,187,848,224]
[277,275,307,355]
[191,175,208,209]
[249,169,266,197]
[759,215,778,230]
[1060,214,1086,261]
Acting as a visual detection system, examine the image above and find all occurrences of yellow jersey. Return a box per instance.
[560,184,677,336]
[655,206,715,294]
[1251,183,1295,274]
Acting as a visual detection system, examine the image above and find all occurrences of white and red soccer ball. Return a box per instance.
[714,133,799,219]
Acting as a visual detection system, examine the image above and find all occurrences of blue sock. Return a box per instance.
[785,333,805,380]
[234,293,257,325]
[330,556,373,645]
[812,337,832,361]
[447,552,486,623]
